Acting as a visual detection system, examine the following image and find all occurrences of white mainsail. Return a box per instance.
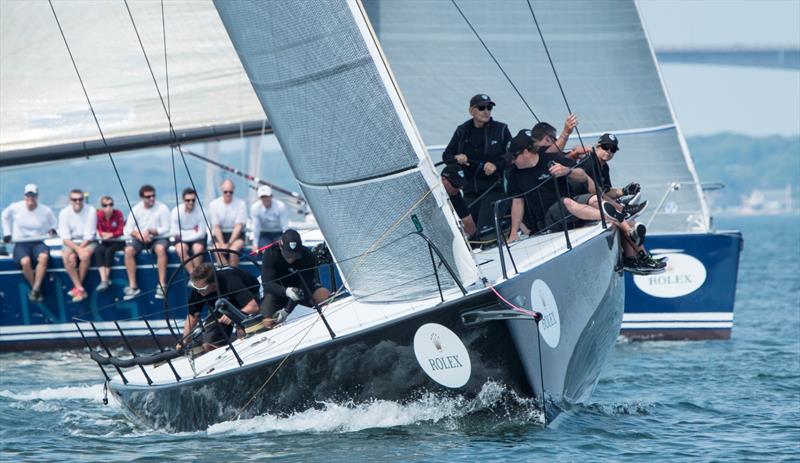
[214,0,479,301]
[363,0,709,233]
[0,0,264,162]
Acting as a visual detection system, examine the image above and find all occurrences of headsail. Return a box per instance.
[363,0,709,233]
[214,0,479,301]
[0,0,265,165]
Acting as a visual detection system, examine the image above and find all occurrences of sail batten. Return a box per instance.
[214,0,478,300]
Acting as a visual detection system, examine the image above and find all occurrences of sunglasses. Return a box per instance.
[222,190,234,195]
[600,144,618,153]
[142,194,156,199]
[475,105,493,112]
[24,193,38,197]
[184,198,196,203]
[70,197,84,202]
[102,202,114,207]
[189,280,211,291]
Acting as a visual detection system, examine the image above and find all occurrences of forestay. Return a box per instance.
[0,0,264,163]
[363,0,709,233]
[214,0,479,301]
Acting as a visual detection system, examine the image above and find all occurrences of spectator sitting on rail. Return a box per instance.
[1,184,57,302]
[58,188,97,302]
[171,188,207,276]
[122,185,170,301]
[209,179,247,267]
[250,185,289,250]
[94,195,125,292]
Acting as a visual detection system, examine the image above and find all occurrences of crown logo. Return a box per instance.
[430,333,443,352]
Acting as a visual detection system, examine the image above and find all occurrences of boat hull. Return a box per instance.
[110,230,623,431]
[622,231,742,340]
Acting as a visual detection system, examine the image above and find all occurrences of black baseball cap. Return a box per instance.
[441,164,466,188]
[280,229,303,259]
[507,129,535,158]
[469,93,495,108]
[597,133,619,149]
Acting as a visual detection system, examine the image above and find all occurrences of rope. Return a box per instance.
[489,286,541,320]
[451,0,540,123]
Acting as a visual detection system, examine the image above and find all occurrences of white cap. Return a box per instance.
[257,185,273,197]
[24,184,38,195]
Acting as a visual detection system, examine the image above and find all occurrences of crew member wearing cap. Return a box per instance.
[441,164,476,238]
[505,130,596,241]
[562,134,663,273]
[568,133,642,207]
[170,188,207,276]
[1,184,57,302]
[250,185,289,250]
[180,263,261,352]
[260,229,331,327]
[442,94,512,236]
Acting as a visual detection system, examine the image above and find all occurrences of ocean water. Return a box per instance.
[1,215,798,462]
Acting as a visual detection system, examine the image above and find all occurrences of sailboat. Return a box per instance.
[363,0,742,340]
[19,0,625,430]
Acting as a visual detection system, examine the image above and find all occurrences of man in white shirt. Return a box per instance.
[209,179,247,267]
[250,185,289,250]
[58,188,97,302]
[122,185,170,300]
[171,188,207,275]
[1,184,57,302]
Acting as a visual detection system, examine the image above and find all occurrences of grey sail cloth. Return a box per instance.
[214,0,478,301]
[363,0,709,233]
[0,0,264,158]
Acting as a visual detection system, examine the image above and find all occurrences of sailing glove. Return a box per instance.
[622,182,640,196]
[2,235,10,243]
[273,309,289,324]
[285,287,304,302]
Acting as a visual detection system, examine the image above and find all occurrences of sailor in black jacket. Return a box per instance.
[442,94,512,236]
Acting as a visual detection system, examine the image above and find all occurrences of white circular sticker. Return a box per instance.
[530,279,560,348]
[633,253,707,298]
[413,323,471,388]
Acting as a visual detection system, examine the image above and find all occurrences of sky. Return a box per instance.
[637,0,800,136]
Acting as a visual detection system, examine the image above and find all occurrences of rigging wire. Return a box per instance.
[47,0,169,305]
[451,0,540,123]
[525,0,586,151]
[121,0,227,288]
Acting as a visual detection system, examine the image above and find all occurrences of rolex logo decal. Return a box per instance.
[413,323,471,388]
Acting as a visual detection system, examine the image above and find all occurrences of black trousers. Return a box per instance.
[94,241,125,267]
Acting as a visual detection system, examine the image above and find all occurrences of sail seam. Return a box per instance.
[251,56,373,91]
[296,164,419,188]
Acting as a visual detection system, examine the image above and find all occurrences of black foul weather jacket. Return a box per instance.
[442,118,512,195]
